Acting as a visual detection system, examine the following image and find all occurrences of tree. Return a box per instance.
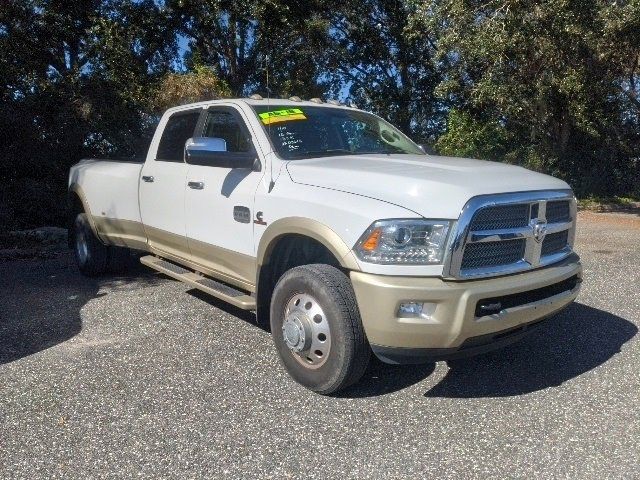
[2,0,639,231]
[419,0,640,196]
[0,0,178,228]
[167,0,333,98]
[152,65,231,113]
[323,0,445,141]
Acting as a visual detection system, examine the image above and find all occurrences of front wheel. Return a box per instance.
[270,264,370,395]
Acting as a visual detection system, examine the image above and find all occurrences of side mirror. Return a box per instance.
[185,137,259,170]
[418,144,438,155]
[187,136,227,153]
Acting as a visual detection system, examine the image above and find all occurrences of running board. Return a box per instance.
[140,255,256,310]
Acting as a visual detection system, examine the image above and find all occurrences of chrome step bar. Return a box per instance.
[140,255,256,310]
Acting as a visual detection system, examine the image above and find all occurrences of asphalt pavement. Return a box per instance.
[1,211,639,479]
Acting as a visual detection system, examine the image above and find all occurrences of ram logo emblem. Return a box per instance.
[532,219,548,243]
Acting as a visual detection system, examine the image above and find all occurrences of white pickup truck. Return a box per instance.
[68,97,582,394]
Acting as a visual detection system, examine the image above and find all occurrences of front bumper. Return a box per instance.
[350,254,582,363]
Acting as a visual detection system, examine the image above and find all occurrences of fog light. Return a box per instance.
[397,302,437,319]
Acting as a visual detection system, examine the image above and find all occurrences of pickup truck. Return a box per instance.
[68,97,582,394]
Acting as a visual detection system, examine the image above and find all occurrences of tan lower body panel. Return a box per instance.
[150,246,256,293]
[93,216,257,292]
[144,224,189,261]
[350,257,583,350]
[187,237,256,290]
[93,217,149,250]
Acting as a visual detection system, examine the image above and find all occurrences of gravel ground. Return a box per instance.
[1,211,638,479]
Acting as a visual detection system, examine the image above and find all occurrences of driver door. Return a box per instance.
[184,106,264,289]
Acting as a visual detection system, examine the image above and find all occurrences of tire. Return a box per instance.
[73,213,108,276]
[270,264,370,394]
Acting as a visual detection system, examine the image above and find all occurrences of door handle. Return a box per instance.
[188,181,205,190]
[142,175,154,183]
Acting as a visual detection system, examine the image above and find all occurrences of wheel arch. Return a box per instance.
[68,183,101,244]
[254,217,361,325]
[256,217,359,272]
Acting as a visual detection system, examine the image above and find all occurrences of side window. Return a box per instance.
[156,111,201,162]
[203,110,251,152]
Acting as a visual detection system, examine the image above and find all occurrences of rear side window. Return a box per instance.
[156,111,201,162]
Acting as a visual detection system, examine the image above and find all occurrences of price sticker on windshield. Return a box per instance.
[259,108,307,125]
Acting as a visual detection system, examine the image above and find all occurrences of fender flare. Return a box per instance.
[68,183,102,240]
[256,217,360,271]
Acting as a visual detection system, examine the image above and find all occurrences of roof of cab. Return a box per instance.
[240,98,345,107]
[164,98,353,114]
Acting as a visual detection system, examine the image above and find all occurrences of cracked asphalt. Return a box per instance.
[1,211,639,479]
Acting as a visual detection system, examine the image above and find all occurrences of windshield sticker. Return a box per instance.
[259,108,307,125]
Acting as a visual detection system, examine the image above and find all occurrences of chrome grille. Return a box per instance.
[541,230,569,256]
[461,239,526,270]
[469,204,530,230]
[446,190,576,279]
[546,200,571,223]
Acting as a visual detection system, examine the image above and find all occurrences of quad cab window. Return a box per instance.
[156,110,200,162]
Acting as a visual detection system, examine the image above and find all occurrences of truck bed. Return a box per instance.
[69,158,145,230]
[85,157,145,163]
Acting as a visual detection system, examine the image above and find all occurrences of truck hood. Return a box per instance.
[286,154,570,219]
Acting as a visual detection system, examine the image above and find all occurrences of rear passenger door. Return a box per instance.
[184,106,264,289]
[139,109,200,259]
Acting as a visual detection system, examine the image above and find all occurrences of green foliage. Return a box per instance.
[1,0,639,231]
[435,109,510,160]
[0,0,177,229]
[416,0,640,196]
[166,0,333,98]
[322,1,445,139]
[578,195,640,211]
[152,65,232,113]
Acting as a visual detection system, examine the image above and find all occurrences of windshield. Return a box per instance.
[252,105,425,159]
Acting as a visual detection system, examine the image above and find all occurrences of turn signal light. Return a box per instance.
[362,228,382,251]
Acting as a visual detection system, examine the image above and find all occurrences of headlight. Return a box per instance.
[354,219,451,265]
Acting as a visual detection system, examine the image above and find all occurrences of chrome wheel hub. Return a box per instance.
[283,293,331,369]
[282,314,310,352]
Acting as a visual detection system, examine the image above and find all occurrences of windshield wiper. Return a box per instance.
[289,149,357,159]
[353,148,404,155]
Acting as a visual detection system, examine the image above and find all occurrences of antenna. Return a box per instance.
[266,54,275,193]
